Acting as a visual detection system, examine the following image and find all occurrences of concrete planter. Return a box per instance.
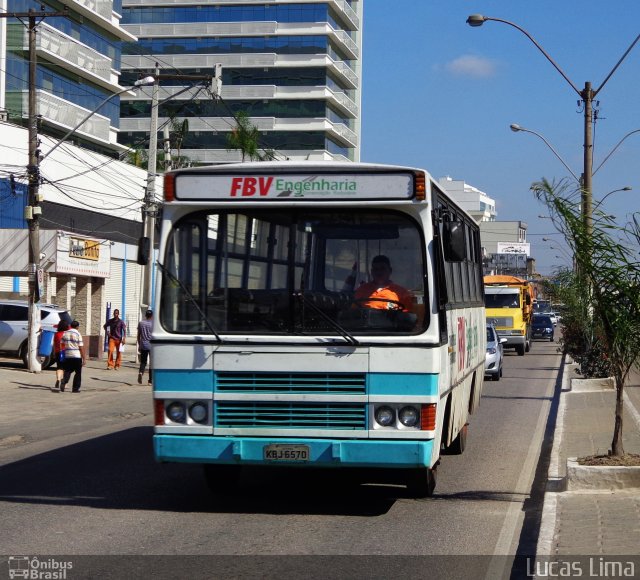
[570,376,614,392]
[567,457,640,491]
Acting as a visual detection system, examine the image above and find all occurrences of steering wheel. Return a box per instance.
[352,297,407,311]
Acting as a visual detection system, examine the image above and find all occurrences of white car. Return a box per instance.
[0,300,73,368]
[548,312,558,325]
[485,323,506,381]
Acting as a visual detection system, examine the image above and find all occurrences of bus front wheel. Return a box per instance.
[406,466,437,498]
[516,344,526,356]
[203,464,243,494]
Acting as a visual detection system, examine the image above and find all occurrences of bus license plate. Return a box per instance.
[264,444,310,462]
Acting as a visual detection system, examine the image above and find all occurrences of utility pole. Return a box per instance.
[141,64,160,319]
[0,9,67,371]
[139,64,222,319]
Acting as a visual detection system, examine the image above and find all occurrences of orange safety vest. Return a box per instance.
[355,281,412,311]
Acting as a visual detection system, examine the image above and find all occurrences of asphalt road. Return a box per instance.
[0,340,563,577]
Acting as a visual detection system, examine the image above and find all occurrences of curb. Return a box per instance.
[566,457,640,491]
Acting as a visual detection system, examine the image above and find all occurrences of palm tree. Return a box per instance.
[226,111,276,162]
[533,178,640,456]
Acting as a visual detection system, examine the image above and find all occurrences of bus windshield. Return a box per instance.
[160,209,427,336]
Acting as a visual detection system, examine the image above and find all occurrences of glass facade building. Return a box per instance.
[2,0,135,156]
[118,0,362,163]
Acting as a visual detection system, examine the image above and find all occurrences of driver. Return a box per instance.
[354,255,413,312]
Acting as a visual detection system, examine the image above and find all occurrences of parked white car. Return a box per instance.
[0,300,73,368]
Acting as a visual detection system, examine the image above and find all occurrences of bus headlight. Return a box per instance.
[398,406,419,427]
[189,402,208,424]
[166,402,186,423]
[374,405,395,427]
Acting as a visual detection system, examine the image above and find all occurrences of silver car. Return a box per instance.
[0,300,73,368]
[485,323,506,381]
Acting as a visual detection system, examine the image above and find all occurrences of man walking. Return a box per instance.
[60,320,86,393]
[137,309,153,385]
[104,308,126,370]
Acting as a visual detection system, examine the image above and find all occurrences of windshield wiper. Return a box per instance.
[157,261,223,343]
[294,291,359,346]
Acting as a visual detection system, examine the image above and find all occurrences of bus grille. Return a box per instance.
[215,372,367,394]
[215,402,367,430]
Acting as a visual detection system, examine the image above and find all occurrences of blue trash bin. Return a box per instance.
[38,330,55,357]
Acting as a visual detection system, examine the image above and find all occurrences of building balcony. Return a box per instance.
[9,89,124,150]
[33,23,123,93]
[58,0,136,40]
[122,82,359,119]
[329,0,359,30]
[120,115,356,147]
[121,53,359,90]
[123,21,277,38]
[178,148,348,165]
[121,0,359,30]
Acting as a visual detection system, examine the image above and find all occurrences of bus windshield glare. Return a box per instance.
[160,209,427,336]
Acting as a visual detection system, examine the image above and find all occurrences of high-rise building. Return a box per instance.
[2,0,135,156]
[118,0,362,164]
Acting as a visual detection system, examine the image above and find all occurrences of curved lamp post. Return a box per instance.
[510,124,580,183]
[467,13,640,241]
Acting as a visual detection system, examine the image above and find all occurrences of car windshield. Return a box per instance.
[534,316,552,326]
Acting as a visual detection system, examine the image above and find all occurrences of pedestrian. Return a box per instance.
[51,320,70,393]
[60,320,86,393]
[103,308,126,370]
[137,309,153,385]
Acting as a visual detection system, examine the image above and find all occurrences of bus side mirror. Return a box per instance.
[137,236,150,265]
[442,221,465,262]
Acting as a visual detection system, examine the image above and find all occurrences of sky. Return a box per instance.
[359,0,640,275]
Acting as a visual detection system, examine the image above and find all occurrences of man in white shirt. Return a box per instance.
[60,320,86,393]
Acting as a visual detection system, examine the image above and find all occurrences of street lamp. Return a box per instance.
[24,76,154,372]
[594,186,632,209]
[510,124,579,183]
[467,14,640,241]
[593,130,640,175]
[40,76,155,162]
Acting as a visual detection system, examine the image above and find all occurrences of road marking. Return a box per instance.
[484,354,560,579]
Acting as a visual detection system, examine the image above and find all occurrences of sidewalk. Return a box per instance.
[0,354,153,466]
[537,362,640,557]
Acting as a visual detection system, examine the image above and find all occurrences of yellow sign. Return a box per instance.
[69,238,100,261]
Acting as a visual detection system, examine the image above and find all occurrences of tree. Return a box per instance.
[533,178,640,455]
[168,117,190,169]
[226,111,277,162]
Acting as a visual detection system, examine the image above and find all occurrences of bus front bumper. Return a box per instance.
[154,435,434,468]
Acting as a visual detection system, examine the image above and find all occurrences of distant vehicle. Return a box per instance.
[532,314,555,342]
[485,323,506,381]
[534,300,551,313]
[0,300,73,368]
[484,275,535,356]
[548,312,559,325]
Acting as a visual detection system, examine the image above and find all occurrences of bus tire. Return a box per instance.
[447,423,468,454]
[406,466,437,497]
[203,464,242,494]
[516,344,525,356]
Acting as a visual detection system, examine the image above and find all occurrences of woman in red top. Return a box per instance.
[52,320,70,392]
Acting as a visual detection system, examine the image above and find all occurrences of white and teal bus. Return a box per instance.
[148,162,486,497]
